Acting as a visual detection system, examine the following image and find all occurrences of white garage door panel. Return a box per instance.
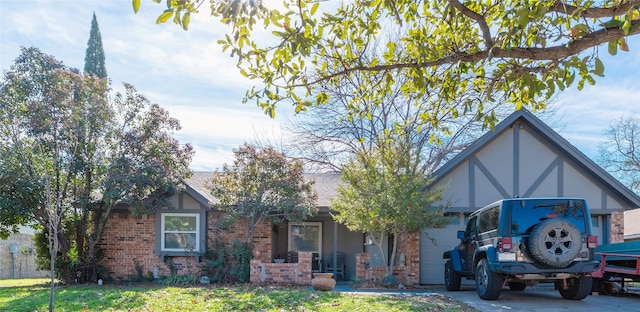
[420,222,465,284]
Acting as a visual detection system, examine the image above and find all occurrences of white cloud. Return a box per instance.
[551,56,640,158]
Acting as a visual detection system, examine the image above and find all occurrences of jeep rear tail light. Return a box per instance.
[500,237,512,251]
[588,236,598,249]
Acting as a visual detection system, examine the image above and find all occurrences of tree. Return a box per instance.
[0,47,194,283]
[138,0,636,128]
[209,143,317,244]
[330,134,448,277]
[82,83,194,279]
[282,44,507,174]
[84,12,107,78]
[597,115,640,193]
[73,12,109,262]
[0,47,102,311]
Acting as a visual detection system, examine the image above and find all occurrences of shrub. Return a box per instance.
[229,239,252,283]
[161,274,199,285]
[200,238,226,283]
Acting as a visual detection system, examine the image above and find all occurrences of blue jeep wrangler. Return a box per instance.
[443,198,599,300]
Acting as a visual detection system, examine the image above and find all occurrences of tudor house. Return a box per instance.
[99,109,640,285]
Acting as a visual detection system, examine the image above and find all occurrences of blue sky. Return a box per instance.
[2,1,640,171]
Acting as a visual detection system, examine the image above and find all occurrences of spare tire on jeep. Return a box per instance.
[529,218,581,268]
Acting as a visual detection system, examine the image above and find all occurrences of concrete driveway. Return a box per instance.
[439,281,639,312]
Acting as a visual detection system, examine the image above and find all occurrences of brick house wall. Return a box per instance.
[99,211,169,280]
[355,232,420,285]
[610,211,624,243]
[99,209,272,280]
[100,210,428,286]
[250,251,313,285]
[395,232,420,285]
[206,210,272,263]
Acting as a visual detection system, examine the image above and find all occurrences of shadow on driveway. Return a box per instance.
[425,280,640,312]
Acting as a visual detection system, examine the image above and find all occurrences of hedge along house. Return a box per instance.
[419,109,640,284]
[99,172,412,283]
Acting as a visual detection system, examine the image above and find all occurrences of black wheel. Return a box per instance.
[476,258,502,300]
[529,219,582,268]
[507,282,527,291]
[445,260,461,291]
[558,277,592,300]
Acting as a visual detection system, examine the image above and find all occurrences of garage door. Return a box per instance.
[420,215,465,284]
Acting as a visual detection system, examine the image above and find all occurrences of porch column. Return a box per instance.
[333,220,338,274]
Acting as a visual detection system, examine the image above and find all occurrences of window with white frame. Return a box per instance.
[288,222,322,257]
[161,213,199,252]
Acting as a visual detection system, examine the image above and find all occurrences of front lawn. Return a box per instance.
[0,280,478,311]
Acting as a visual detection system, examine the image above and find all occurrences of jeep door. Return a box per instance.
[463,215,479,271]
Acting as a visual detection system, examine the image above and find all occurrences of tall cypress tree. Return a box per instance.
[84,12,107,78]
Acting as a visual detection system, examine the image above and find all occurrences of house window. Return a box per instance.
[161,213,199,252]
[288,222,322,257]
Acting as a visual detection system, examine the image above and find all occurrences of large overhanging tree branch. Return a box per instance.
[138,0,638,127]
[283,49,505,174]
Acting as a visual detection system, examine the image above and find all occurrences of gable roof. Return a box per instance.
[432,109,640,208]
[305,173,341,207]
[183,171,341,209]
[183,172,217,207]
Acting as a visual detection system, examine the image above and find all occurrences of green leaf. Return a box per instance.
[173,11,181,25]
[182,12,191,31]
[566,71,575,86]
[459,62,468,74]
[601,19,623,29]
[518,13,530,28]
[593,58,604,77]
[623,19,632,35]
[157,9,174,24]
[608,40,618,56]
[132,0,140,14]
[310,2,319,15]
[556,79,565,91]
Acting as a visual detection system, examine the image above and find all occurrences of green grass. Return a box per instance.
[0,278,51,288]
[0,279,478,312]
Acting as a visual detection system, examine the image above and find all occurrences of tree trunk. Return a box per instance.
[388,233,399,280]
[75,220,85,261]
[78,168,92,262]
[48,221,59,312]
[373,231,391,277]
[87,239,98,282]
[86,202,112,282]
